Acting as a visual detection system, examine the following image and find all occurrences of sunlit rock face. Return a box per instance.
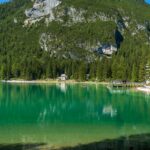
[25,0,61,25]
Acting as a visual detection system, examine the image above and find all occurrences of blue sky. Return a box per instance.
[0,0,150,5]
[0,0,9,3]
[0,0,150,4]
[145,0,150,4]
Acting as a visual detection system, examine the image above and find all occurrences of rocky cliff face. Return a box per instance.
[24,0,61,25]
[23,0,148,60]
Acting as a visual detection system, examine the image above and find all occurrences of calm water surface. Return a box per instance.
[0,83,149,148]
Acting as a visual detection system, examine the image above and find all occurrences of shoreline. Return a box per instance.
[137,86,150,93]
[1,79,150,93]
[1,79,109,85]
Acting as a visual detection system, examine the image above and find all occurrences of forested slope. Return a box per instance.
[0,0,150,81]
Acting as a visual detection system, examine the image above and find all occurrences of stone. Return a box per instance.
[24,0,61,25]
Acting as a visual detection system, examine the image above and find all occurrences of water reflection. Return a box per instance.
[0,83,150,147]
[56,83,67,93]
[102,105,117,118]
[107,86,130,94]
[0,83,149,124]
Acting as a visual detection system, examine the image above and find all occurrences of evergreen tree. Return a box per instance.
[131,64,138,82]
[89,63,96,80]
[78,63,86,81]
[96,61,103,81]
[138,61,146,82]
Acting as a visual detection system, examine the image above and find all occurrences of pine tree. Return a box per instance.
[145,60,150,83]
[78,62,86,81]
[46,61,53,78]
[112,59,118,80]
[138,61,146,82]
[96,61,103,81]
[131,63,138,82]
[89,63,96,80]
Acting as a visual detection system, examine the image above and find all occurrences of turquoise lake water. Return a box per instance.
[0,83,149,148]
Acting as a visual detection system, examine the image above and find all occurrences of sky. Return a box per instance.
[0,0,9,3]
[0,0,150,4]
[145,0,150,4]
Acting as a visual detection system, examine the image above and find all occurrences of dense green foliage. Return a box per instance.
[0,0,150,81]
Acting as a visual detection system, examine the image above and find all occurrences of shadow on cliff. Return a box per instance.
[115,28,124,49]
[57,133,150,150]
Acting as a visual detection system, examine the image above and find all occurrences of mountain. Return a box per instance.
[0,0,150,81]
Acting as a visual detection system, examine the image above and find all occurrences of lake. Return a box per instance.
[0,83,149,149]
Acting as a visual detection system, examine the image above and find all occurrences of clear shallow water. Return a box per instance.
[0,83,150,148]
